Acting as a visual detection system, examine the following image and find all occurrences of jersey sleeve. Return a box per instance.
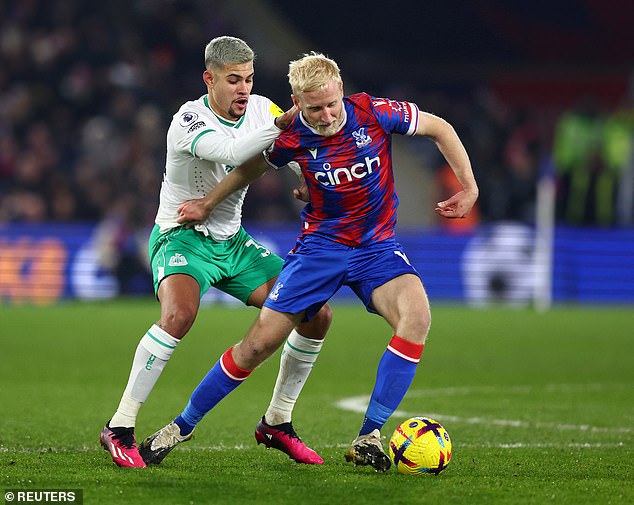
[168,108,282,166]
[263,138,294,170]
[368,96,419,136]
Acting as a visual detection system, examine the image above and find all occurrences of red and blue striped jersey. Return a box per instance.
[266,92,419,247]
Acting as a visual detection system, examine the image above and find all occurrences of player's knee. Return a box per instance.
[160,306,197,339]
[313,303,333,336]
[296,303,332,340]
[399,307,431,344]
[235,337,280,369]
[415,296,432,331]
[419,308,432,338]
[422,306,432,334]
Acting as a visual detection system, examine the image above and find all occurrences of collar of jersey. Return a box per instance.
[204,95,246,128]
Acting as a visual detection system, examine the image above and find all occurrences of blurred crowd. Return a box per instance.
[379,84,633,231]
[1,0,234,225]
[1,1,633,230]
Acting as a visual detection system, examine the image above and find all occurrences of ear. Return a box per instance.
[291,94,299,107]
[203,70,214,89]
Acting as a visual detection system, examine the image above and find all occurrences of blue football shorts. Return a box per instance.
[263,234,421,320]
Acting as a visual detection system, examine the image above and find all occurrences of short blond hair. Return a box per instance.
[288,52,342,95]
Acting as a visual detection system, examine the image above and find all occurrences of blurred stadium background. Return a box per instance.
[1,0,633,308]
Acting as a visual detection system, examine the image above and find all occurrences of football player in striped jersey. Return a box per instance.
[153,52,477,471]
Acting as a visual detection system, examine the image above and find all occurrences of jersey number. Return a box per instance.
[245,239,271,258]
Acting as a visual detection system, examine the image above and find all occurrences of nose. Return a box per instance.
[237,81,249,94]
[320,108,335,124]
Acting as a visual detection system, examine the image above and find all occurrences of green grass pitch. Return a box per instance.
[1,300,633,504]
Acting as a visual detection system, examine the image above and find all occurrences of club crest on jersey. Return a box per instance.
[352,128,372,148]
[179,111,199,127]
[269,282,283,301]
[168,253,188,266]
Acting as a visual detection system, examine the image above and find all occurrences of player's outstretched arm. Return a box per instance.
[177,154,268,227]
[193,105,298,167]
[177,106,299,227]
[416,112,479,218]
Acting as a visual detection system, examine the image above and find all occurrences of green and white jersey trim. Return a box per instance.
[155,94,283,241]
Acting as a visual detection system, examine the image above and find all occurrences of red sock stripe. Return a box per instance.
[220,347,252,381]
[387,335,424,363]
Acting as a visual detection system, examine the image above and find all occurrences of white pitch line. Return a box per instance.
[335,393,632,434]
[1,384,629,455]
[402,382,630,398]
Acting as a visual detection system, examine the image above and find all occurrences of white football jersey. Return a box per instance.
[155,94,283,240]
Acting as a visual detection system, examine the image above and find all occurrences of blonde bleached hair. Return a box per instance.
[288,52,342,95]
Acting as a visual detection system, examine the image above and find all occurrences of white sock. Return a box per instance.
[265,330,323,426]
[109,325,179,428]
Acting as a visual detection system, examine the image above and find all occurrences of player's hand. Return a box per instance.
[293,178,310,202]
[434,188,478,219]
[274,105,299,130]
[177,198,213,228]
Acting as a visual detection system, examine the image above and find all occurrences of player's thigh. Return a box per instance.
[158,274,200,310]
[246,277,278,308]
[371,274,431,339]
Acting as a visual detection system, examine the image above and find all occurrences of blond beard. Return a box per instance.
[314,121,341,137]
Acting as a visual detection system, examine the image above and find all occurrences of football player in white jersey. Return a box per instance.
[100,36,331,468]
